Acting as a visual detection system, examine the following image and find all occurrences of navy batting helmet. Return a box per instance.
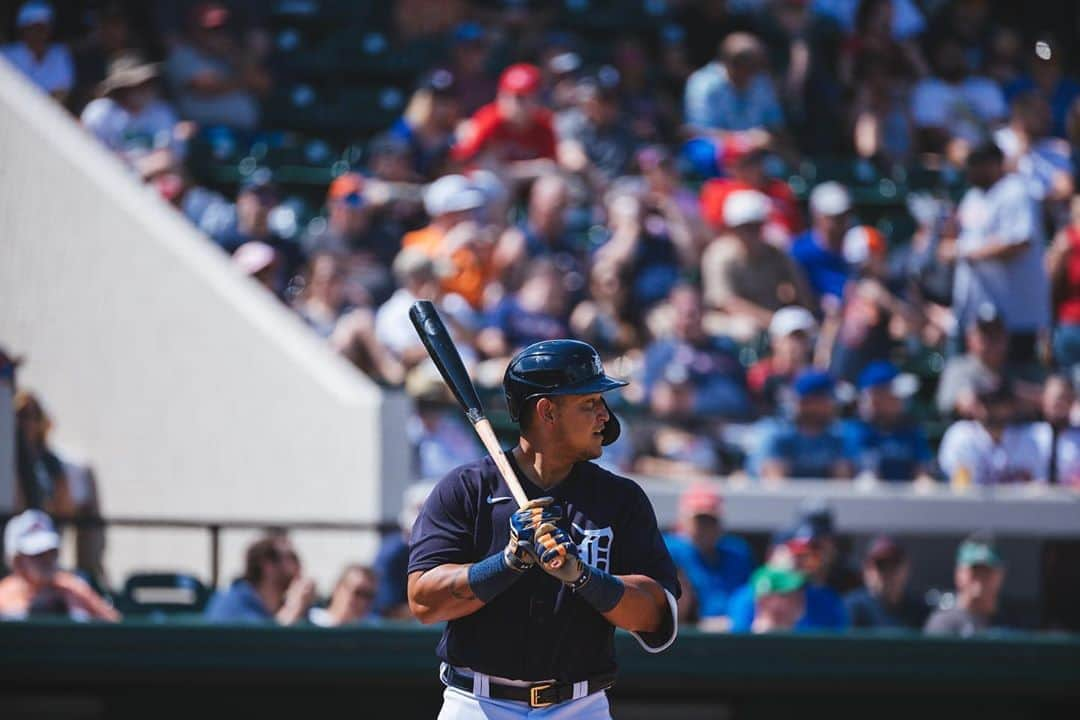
[503,340,627,445]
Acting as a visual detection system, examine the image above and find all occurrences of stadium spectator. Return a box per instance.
[663,483,754,631]
[0,510,118,622]
[911,36,1007,158]
[842,361,933,484]
[823,225,916,383]
[1047,195,1080,368]
[492,173,580,291]
[390,68,462,181]
[747,306,818,416]
[2,2,73,103]
[568,260,641,358]
[165,2,270,130]
[593,178,696,310]
[375,249,461,371]
[700,189,814,341]
[555,70,638,184]
[13,390,106,586]
[404,364,481,482]
[445,22,495,116]
[300,172,399,279]
[936,303,1011,419]
[748,565,806,634]
[372,481,434,620]
[994,92,1075,207]
[232,240,280,295]
[937,377,1046,488]
[402,174,491,310]
[845,535,927,629]
[642,284,752,422]
[205,531,316,625]
[949,142,1050,366]
[683,32,786,167]
[812,0,926,40]
[849,49,915,166]
[308,564,378,627]
[136,148,235,245]
[1005,35,1080,140]
[758,370,853,482]
[729,526,848,632]
[451,62,557,170]
[790,181,853,306]
[477,257,571,362]
[80,53,182,164]
[69,2,141,113]
[292,252,350,339]
[700,146,804,244]
[925,533,1009,636]
[1032,374,1080,487]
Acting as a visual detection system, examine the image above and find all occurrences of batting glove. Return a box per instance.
[534,525,586,585]
[506,497,563,571]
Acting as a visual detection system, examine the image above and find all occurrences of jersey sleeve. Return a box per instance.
[407,468,477,574]
[618,480,682,653]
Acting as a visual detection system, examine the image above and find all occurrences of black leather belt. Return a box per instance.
[442,665,616,708]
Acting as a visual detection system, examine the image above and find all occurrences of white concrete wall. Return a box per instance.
[0,58,410,593]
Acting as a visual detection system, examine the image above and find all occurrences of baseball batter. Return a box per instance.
[408,340,680,718]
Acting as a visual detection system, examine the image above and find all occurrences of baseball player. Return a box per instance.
[408,340,681,718]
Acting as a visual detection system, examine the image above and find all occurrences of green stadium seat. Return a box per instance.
[117,572,212,619]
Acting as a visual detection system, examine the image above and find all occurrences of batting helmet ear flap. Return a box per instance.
[601,398,621,446]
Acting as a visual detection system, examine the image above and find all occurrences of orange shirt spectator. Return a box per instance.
[701,147,802,244]
[402,174,492,308]
[451,63,557,165]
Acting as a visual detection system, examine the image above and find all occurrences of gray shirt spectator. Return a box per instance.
[165,3,268,130]
[951,144,1050,341]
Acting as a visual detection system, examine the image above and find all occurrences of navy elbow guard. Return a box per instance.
[467,551,526,604]
[570,564,625,613]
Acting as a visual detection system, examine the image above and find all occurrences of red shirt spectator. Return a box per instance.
[1051,223,1080,325]
[451,63,557,165]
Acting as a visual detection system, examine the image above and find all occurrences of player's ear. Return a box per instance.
[536,397,556,424]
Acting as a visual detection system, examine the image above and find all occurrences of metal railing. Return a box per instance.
[2,514,401,588]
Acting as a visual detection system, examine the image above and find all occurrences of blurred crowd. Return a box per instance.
[5,0,1080,487]
[0,484,1039,638]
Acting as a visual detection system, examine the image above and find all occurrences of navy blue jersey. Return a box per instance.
[408,452,680,681]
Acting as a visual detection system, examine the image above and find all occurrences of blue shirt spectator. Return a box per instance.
[663,482,754,622]
[842,361,932,482]
[728,578,848,632]
[204,533,314,626]
[643,285,752,421]
[684,33,784,134]
[758,370,853,480]
[790,182,853,304]
[205,578,273,623]
[842,420,931,482]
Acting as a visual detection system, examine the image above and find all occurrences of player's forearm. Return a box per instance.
[407,565,486,624]
[602,575,668,633]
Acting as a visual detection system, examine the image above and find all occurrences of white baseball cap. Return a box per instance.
[808,181,852,217]
[769,306,817,339]
[16,1,53,28]
[723,189,770,228]
[4,509,60,567]
[423,174,485,217]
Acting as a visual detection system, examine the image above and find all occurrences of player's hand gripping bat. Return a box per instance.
[409,299,563,568]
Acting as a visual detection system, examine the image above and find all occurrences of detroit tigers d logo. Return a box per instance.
[572,524,613,572]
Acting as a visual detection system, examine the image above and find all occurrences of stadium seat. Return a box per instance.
[117,572,212,618]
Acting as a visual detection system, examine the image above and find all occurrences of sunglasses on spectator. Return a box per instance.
[353,586,376,600]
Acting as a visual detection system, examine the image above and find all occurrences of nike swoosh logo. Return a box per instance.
[486,495,513,504]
